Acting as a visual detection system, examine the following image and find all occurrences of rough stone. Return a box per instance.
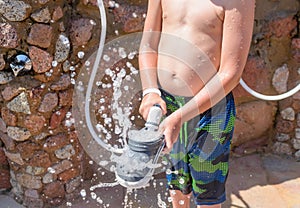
[49,108,68,129]
[292,138,300,149]
[55,144,75,159]
[7,126,31,142]
[291,38,300,62]
[38,0,49,4]
[50,74,71,91]
[0,131,16,151]
[275,133,290,142]
[27,24,53,48]
[16,173,42,189]
[1,86,22,101]
[0,23,19,48]
[31,7,51,23]
[24,189,44,208]
[293,91,300,100]
[50,160,73,175]
[43,181,65,199]
[276,119,294,134]
[70,18,94,46]
[268,15,298,38]
[42,173,57,184]
[0,169,11,190]
[272,142,293,155]
[54,34,70,63]
[298,113,300,127]
[16,141,40,160]
[0,0,31,21]
[34,133,49,141]
[24,115,45,134]
[59,89,73,107]
[38,92,58,113]
[0,117,6,133]
[0,54,5,70]
[7,92,31,114]
[58,168,79,182]
[52,6,63,21]
[1,107,17,126]
[43,133,69,152]
[0,147,8,165]
[65,176,81,194]
[29,46,53,74]
[272,64,289,93]
[232,101,275,146]
[113,3,146,33]
[295,150,300,159]
[0,71,13,84]
[280,107,295,121]
[28,151,51,169]
[295,128,300,139]
[25,166,46,176]
[4,150,24,165]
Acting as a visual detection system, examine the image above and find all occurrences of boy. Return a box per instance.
[138,0,255,207]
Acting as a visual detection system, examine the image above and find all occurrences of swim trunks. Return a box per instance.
[161,89,236,206]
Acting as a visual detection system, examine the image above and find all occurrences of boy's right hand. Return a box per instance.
[139,93,167,121]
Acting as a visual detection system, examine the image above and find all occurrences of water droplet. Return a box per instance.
[179,200,185,205]
[103,54,110,62]
[52,60,58,67]
[80,189,86,197]
[78,51,85,59]
[10,54,32,76]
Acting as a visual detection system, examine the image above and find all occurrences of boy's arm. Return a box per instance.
[139,0,167,119]
[173,0,256,123]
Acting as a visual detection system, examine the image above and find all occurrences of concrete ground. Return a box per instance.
[1,153,300,208]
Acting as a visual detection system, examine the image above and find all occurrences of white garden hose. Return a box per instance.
[239,78,300,101]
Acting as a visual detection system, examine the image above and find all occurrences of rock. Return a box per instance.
[276,119,294,134]
[50,160,73,175]
[16,173,42,189]
[38,0,49,4]
[0,131,16,151]
[7,126,31,142]
[52,6,63,22]
[0,169,11,190]
[55,144,75,159]
[1,107,17,126]
[0,71,13,84]
[50,74,71,91]
[291,38,300,62]
[25,166,46,176]
[295,150,300,160]
[38,93,58,113]
[0,117,6,133]
[27,24,53,48]
[49,108,68,129]
[70,18,94,46]
[43,133,69,152]
[29,46,53,73]
[42,173,57,184]
[7,92,31,114]
[272,142,293,155]
[268,15,298,38]
[23,189,44,208]
[43,181,65,199]
[0,0,32,22]
[232,101,276,146]
[0,54,5,70]
[58,168,79,182]
[65,176,81,194]
[4,150,24,165]
[24,115,46,134]
[275,133,290,142]
[34,133,49,141]
[291,138,300,149]
[28,151,51,168]
[272,64,289,93]
[297,113,300,127]
[0,23,19,48]
[59,89,73,107]
[55,34,70,63]
[296,128,300,139]
[280,107,295,121]
[16,141,40,160]
[1,86,22,101]
[31,7,51,23]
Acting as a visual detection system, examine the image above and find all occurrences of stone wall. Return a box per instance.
[0,0,299,207]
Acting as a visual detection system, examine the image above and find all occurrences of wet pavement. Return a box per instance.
[1,153,300,208]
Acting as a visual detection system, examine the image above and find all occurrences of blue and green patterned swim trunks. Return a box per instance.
[161,89,236,206]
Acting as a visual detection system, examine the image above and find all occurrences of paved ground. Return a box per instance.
[1,153,300,208]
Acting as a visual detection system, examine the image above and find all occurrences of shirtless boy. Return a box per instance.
[138,0,255,207]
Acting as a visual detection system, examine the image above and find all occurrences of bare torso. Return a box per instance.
[157,0,225,96]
